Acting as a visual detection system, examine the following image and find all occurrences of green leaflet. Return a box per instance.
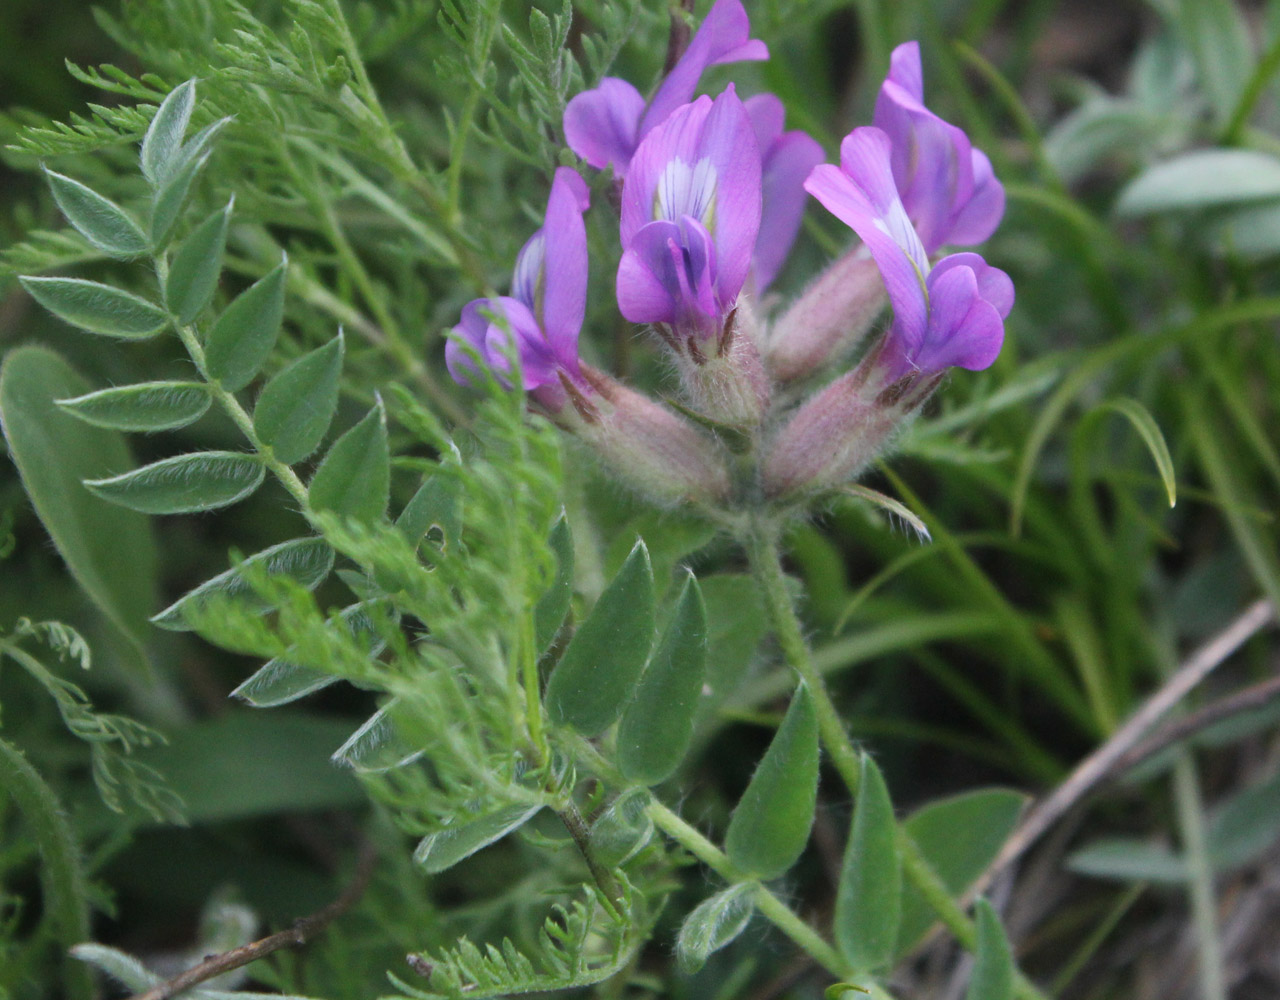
[140,78,196,186]
[308,401,390,522]
[84,451,265,515]
[396,473,463,550]
[150,536,335,631]
[1116,149,1280,216]
[251,331,341,463]
[835,756,901,971]
[724,685,819,880]
[19,277,168,339]
[533,513,574,655]
[165,198,231,324]
[545,539,655,736]
[45,169,149,259]
[206,259,289,392]
[896,788,1027,955]
[149,151,208,247]
[965,899,1014,1000]
[57,381,211,432]
[414,804,544,874]
[675,883,756,974]
[0,346,157,653]
[617,574,707,785]
[590,788,654,867]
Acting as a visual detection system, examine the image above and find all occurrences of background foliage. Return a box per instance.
[1,1,1279,999]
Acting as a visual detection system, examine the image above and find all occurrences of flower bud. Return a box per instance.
[555,363,731,507]
[761,338,941,500]
[764,248,885,384]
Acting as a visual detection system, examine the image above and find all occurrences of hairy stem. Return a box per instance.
[0,734,93,1000]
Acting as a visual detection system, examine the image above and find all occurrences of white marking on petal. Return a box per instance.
[654,157,718,233]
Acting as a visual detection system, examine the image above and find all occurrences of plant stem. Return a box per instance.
[1171,751,1227,1000]
[0,735,93,1000]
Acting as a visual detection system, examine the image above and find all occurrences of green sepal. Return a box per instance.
[206,258,288,392]
[835,755,901,971]
[308,399,390,522]
[251,330,341,463]
[533,513,573,654]
[165,197,231,324]
[964,899,1014,1000]
[20,276,168,339]
[45,169,149,258]
[414,804,543,874]
[150,536,334,631]
[675,883,756,974]
[724,685,819,880]
[617,573,707,785]
[57,381,210,432]
[545,539,654,736]
[84,451,265,514]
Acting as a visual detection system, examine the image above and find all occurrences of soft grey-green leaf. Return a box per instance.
[331,701,423,772]
[396,473,463,550]
[835,756,901,971]
[617,574,707,785]
[545,539,654,736]
[414,804,543,874]
[57,381,210,432]
[165,198,231,324]
[675,883,756,974]
[85,451,264,514]
[1065,838,1188,883]
[308,401,389,522]
[149,151,208,247]
[141,79,195,186]
[533,513,573,654]
[20,276,168,339]
[151,537,334,631]
[251,331,341,463]
[0,346,157,653]
[724,686,819,880]
[590,789,654,867]
[965,899,1014,1000]
[206,259,288,392]
[1116,150,1280,216]
[45,170,149,258]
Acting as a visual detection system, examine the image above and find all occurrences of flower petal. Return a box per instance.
[696,85,761,304]
[621,95,713,246]
[641,0,769,136]
[564,77,646,174]
[946,148,1006,246]
[481,296,560,389]
[754,128,824,292]
[617,220,682,325]
[745,92,785,151]
[445,298,494,385]
[930,251,1014,317]
[538,167,591,370]
[916,264,1005,373]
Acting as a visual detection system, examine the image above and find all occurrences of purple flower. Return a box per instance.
[805,127,1012,379]
[563,0,767,178]
[446,168,590,407]
[616,86,761,339]
[873,41,1005,253]
[745,93,825,293]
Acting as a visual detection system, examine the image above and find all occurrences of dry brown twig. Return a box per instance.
[125,839,377,1000]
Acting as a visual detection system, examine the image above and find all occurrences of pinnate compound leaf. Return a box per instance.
[617,573,707,785]
[20,276,168,339]
[676,883,756,974]
[0,347,156,652]
[835,755,901,971]
[533,513,573,654]
[165,197,231,324]
[414,804,543,873]
[84,451,264,514]
[546,539,654,735]
[896,788,1027,955]
[396,473,463,549]
[965,899,1014,1000]
[57,381,210,432]
[308,400,390,522]
[45,170,148,258]
[151,537,334,631]
[252,331,341,462]
[140,79,195,186]
[725,685,819,879]
[206,259,288,391]
[1116,149,1280,216]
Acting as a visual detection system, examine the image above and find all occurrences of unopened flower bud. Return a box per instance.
[765,247,886,384]
[761,338,941,500]
[557,363,731,507]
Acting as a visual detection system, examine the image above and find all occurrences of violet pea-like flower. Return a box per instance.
[805,127,1012,380]
[745,93,825,294]
[616,85,761,340]
[445,167,590,411]
[873,41,1005,252]
[563,0,767,178]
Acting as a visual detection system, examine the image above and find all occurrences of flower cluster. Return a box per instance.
[447,4,1010,509]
